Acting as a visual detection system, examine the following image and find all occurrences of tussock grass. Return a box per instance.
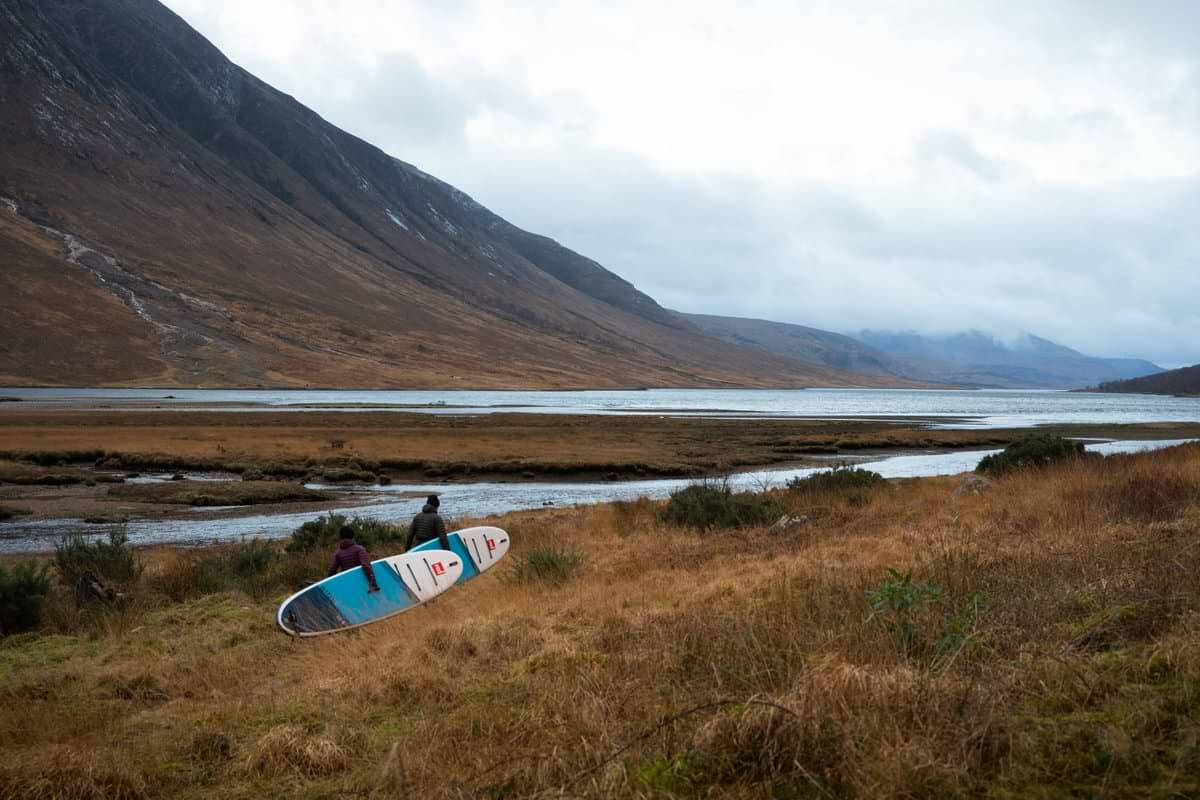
[0,745,148,800]
[502,545,585,586]
[1,444,1199,797]
[244,724,351,777]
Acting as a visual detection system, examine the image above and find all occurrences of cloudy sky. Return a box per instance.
[162,0,1199,366]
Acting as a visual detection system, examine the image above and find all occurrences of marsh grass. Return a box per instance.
[502,545,585,586]
[1,444,1199,798]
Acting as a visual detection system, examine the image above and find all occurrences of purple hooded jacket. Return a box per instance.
[328,538,377,586]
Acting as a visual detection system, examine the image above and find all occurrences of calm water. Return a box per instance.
[4,387,1200,429]
[0,438,1193,552]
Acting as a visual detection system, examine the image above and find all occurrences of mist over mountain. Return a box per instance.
[679,312,1163,390]
[854,330,1162,389]
[0,0,902,389]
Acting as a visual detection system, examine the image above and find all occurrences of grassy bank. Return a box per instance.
[1,444,1199,797]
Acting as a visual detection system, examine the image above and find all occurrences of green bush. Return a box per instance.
[229,538,276,578]
[787,465,885,493]
[661,480,785,530]
[503,546,585,586]
[53,528,143,586]
[0,561,52,635]
[285,514,406,553]
[151,539,282,601]
[865,568,943,658]
[976,434,1086,476]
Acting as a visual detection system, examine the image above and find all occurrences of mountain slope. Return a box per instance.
[0,0,899,389]
[678,312,926,381]
[1087,364,1200,396]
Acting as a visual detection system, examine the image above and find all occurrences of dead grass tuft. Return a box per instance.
[0,746,147,800]
[244,724,351,778]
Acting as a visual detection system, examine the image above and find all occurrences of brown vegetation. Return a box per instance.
[104,481,330,507]
[4,408,1197,484]
[1,444,1199,797]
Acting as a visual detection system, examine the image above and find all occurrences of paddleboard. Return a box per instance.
[276,549,462,637]
[409,526,510,584]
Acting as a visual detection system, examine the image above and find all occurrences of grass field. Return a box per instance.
[1,443,1199,798]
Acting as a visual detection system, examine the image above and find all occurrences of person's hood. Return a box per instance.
[421,504,436,513]
[337,537,355,549]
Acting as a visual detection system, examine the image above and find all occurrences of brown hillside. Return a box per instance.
[1089,363,1200,396]
[0,0,907,389]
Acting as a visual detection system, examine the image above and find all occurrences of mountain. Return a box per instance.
[678,312,1163,389]
[677,312,926,381]
[854,330,1163,389]
[0,0,901,390]
[1086,364,1200,396]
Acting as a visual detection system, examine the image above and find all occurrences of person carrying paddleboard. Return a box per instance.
[328,524,381,593]
[406,494,450,552]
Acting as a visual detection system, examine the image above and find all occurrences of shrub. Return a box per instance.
[503,546,585,586]
[661,480,784,530]
[285,513,406,553]
[865,568,943,658]
[976,434,1086,476]
[787,465,885,493]
[151,539,279,601]
[0,506,31,522]
[53,528,143,586]
[0,561,52,634]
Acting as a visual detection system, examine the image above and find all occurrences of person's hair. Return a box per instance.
[338,524,355,539]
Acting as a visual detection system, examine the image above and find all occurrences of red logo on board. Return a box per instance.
[487,538,496,551]
[432,562,446,576]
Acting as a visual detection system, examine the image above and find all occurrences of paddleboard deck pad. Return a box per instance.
[410,526,509,584]
[277,549,461,637]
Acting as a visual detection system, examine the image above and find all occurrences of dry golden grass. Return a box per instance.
[1,444,1199,798]
[4,408,1195,482]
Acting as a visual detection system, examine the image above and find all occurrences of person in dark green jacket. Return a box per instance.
[405,494,450,551]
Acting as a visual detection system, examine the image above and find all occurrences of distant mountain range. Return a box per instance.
[855,330,1163,389]
[681,314,1162,389]
[1086,364,1200,396]
[0,0,900,389]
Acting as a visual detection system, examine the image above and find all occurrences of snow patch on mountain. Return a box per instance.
[385,208,408,230]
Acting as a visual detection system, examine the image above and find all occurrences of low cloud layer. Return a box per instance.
[164,0,1199,366]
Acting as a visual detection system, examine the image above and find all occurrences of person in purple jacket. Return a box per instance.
[328,524,381,593]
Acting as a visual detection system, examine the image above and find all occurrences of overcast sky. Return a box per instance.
[162,0,1199,366]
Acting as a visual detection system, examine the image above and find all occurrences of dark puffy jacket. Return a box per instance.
[328,538,377,587]
[406,504,449,551]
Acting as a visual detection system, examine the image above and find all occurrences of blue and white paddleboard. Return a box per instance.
[276,549,462,637]
[409,526,510,585]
